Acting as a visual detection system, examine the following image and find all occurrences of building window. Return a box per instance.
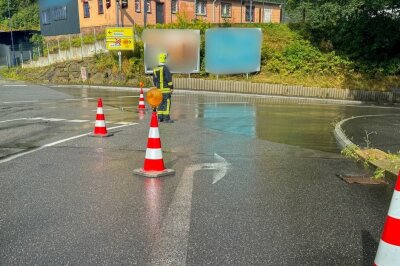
[41,9,51,25]
[196,0,207,15]
[171,0,178,14]
[135,0,141,12]
[98,0,104,14]
[51,6,67,21]
[221,2,231,18]
[145,0,151,13]
[245,5,255,22]
[83,2,90,18]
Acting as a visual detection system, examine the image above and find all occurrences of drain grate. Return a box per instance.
[336,174,387,185]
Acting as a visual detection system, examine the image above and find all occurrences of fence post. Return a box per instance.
[38,46,41,57]
[29,50,32,61]
[6,55,9,68]
[57,39,61,61]
[47,42,50,65]
[20,52,23,67]
[80,33,84,59]
[93,27,97,55]
[68,35,72,59]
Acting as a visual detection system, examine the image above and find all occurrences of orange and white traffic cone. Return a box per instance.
[374,171,400,266]
[138,82,146,111]
[138,87,146,110]
[91,98,113,137]
[133,110,175,177]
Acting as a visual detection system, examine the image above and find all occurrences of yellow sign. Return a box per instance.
[146,88,163,108]
[105,27,134,51]
[106,37,134,50]
[106,27,133,38]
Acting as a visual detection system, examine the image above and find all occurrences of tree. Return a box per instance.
[286,0,400,74]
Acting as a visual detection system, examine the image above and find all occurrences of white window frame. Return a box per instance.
[221,2,231,18]
[245,5,255,22]
[41,9,51,25]
[135,0,141,12]
[145,0,151,13]
[171,0,178,14]
[196,0,207,16]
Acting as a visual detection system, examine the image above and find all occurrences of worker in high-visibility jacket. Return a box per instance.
[153,53,174,123]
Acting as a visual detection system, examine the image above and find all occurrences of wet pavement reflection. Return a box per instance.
[51,87,400,153]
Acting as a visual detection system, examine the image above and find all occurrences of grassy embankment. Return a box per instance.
[1,19,399,90]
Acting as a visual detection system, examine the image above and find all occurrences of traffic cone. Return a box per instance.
[91,98,113,137]
[374,171,400,265]
[138,88,146,110]
[133,111,175,177]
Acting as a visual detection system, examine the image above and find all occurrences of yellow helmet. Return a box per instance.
[158,53,167,64]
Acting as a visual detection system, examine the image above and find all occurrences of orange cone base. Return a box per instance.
[89,132,114,137]
[133,168,175,178]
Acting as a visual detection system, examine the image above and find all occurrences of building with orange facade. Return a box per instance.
[39,0,283,36]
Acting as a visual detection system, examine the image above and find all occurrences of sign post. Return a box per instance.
[105,27,135,73]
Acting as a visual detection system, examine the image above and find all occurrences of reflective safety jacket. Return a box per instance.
[153,65,173,93]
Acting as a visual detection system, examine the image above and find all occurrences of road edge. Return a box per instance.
[334,115,399,182]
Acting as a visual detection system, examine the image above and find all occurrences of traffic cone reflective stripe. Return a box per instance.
[138,88,146,110]
[133,111,175,178]
[143,112,165,171]
[92,98,112,137]
[374,172,400,266]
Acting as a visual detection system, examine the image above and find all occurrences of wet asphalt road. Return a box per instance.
[0,81,398,265]
[341,115,400,153]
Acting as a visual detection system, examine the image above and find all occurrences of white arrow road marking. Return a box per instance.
[151,153,230,265]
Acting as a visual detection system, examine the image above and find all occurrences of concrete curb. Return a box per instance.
[48,84,364,105]
[334,115,399,182]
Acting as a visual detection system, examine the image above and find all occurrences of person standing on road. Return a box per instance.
[153,53,174,123]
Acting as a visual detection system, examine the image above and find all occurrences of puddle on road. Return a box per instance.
[51,87,399,153]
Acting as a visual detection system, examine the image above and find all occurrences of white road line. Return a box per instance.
[0,123,138,164]
[2,84,27,87]
[66,120,90,123]
[114,122,133,125]
[151,165,201,265]
[42,118,66,122]
[90,108,118,111]
[117,96,140,98]
[0,118,28,124]
[3,100,38,104]
[64,98,94,101]
[197,102,249,105]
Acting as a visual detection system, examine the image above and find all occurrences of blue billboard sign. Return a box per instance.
[205,28,262,74]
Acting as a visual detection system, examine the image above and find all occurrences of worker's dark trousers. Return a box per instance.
[157,93,172,121]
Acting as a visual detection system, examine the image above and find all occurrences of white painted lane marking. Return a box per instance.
[0,118,28,124]
[115,122,133,125]
[2,84,27,87]
[197,102,249,105]
[117,96,139,98]
[64,98,94,101]
[42,118,66,122]
[66,120,90,123]
[91,108,118,111]
[151,154,230,265]
[0,123,138,164]
[3,100,38,104]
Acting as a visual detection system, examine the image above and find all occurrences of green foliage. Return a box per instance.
[286,0,400,75]
[341,145,360,160]
[0,0,39,30]
[373,168,385,180]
